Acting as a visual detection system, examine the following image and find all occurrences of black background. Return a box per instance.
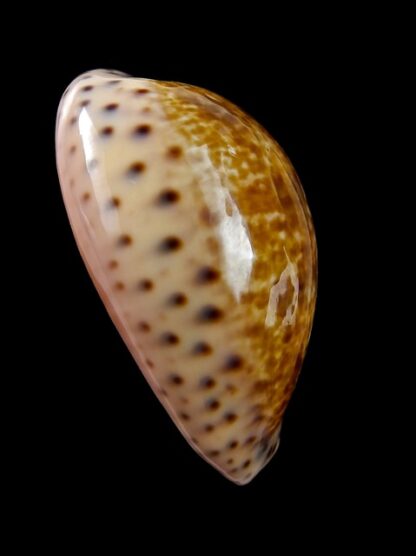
[15,18,385,542]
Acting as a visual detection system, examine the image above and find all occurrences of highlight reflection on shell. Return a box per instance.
[56,69,317,484]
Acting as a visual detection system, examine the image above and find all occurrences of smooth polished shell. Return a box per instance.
[56,69,317,485]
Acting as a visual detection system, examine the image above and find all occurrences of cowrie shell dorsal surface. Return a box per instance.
[56,69,317,484]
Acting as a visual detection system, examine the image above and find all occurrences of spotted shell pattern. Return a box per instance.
[55,69,317,485]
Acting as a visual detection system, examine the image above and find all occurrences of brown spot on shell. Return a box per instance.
[206,237,220,255]
[206,399,220,411]
[170,374,184,386]
[133,124,151,137]
[167,145,183,159]
[127,161,146,176]
[138,279,153,291]
[224,413,238,424]
[196,267,220,284]
[138,321,151,332]
[117,234,132,247]
[101,126,114,136]
[159,236,182,252]
[161,332,180,345]
[199,207,218,226]
[107,196,121,209]
[157,189,180,205]
[224,354,243,371]
[197,305,223,322]
[167,292,187,306]
[104,103,119,111]
[192,342,212,355]
[200,376,216,389]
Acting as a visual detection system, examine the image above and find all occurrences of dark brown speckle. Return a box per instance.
[159,236,182,253]
[104,103,119,111]
[117,234,132,247]
[224,413,238,424]
[101,126,114,136]
[157,189,180,205]
[206,399,220,411]
[197,305,223,323]
[133,124,151,137]
[167,145,183,159]
[107,196,121,209]
[200,376,216,389]
[161,332,180,345]
[224,354,243,371]
[196,266,220,284]
[170,374,184,386]
[138,321,151,332]
[192,342,212,355]
[138,279,153,291]
[127,161,146,176]
[168,292,187,306]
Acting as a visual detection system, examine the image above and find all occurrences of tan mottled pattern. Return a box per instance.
[56,70,317,485]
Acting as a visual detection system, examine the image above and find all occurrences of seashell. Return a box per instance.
[55,69,317,484]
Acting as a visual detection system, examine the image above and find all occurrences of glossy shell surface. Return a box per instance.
[56,70,317,484]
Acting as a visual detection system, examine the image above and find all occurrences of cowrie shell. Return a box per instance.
[56,69,317,484]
